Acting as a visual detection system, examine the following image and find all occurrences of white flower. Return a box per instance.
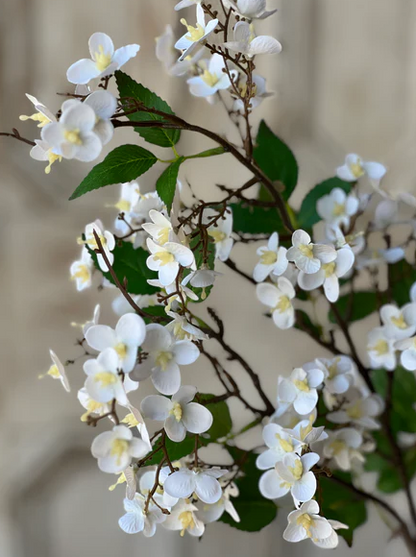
[197,482,240,523]
[163,499,205,537]
[86,313,146,373]
[253,232,288,282]
[131,324,200,395]
[78,387,110,422]
[327,389,383,429]
[83,348,128,405]
[84,90,117,145]
[287,230,336,274]
[224,21,282,57]
[156,24,203,77]
[164,467,227,504]
[276,367,324,416]
[42,100,102,162]
[39,350,70,392]
[367,327,397,370]
[165,311,208,341]
[146,238,195,286]
[323,428,364,471]
[396,336,416,371]
[374,198,398,229]
[256,423,301,470]
[29,139,62,174]
[336,154,387,183]
[316,187,359,229]
[380,303,416,340]
[141,385,213,442]
[203,208,234,262]
[82,219,116,272]
[307,356,355,395]
[356,247,405,269]
[283,500,333,544]
[118,493,165,536]
[256,277,296,329]
[148,277,198,311]
[67,32,140,84]
[285,417,328,447]
[233,74,273,111]
[139,469,177,508]
[70,247,94,291]
[19,93,56,127]
[297,247,354,303]
[83,304,101,335]
[224,0,277,20]
[259,452,319,503]
[175,5,218,61]
[313,519,348,549]
[175,0,202,10]
[142,210,174,245]
[182,268,221,289]
[187,54,237,98]
[134,191,166,221]
[91,425,149,474]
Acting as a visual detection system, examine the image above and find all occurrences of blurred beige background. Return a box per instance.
[1,0,416,555]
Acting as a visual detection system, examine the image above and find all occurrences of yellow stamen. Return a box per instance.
[391,314,408,329]
[45,150,62,174]
[260,250,277,265]
[121,413,139,428]
[370,339,389,356]
[298,244,314,259]
[349,160,365,179]
[110,439,129,465]
[19,112,51,128]
[294,378,310,392]
[275,434,293,453]
[332,202,345,217]
[114,342,127,360]
[157,227,170,245]
[275,295,291,313]
[208,229,226,243]
[329,439,345,455]
[170,402,183,422]
[201,69,219,87]
[64,129,82,145]
[95,44,113,72]
[289,459,303,480]
[347,403,362,420]
[71,264,91,284]
[154,251,175,265]
[180,19,205,42]
[109,472,127,491]
[115,199,131,212]
[322,262,336,278]
[179,510,195,536]
[297,513,314,537]
[94,372,117,388]
[155,351,173,371]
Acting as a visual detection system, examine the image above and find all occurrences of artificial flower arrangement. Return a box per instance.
[4,0,416,553]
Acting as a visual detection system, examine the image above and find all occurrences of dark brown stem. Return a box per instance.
[0,128,35,146]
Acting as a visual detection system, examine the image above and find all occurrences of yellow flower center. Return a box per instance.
[81,399,104,422]
[289,459,303,481]
[298,244,314,258]
[110,439,129,465]
[349,160,365,179]
[47,364,61,379]
[294,378,310,392]
[347,403,362,420]
[260,250,278,265]
[329,439,346,455]
[154,251,175,265]
[208,229,227,243]
[109,472,127,492]
[45,150,62,174]
[275,295,291,313]
[170,402,183,422]
[332,202,345,217]
[115,342,127,360]
[297,513,314,537]
[155,351,173,371]
[121,413,139,428]
[72,264,91,284]
[64,129,83,145]
[115,199,131,212]
[180,19,205,42]
[19,112,51,128]
[391,314,408,329]
[94,372,117,387]
[370,339,389,356]
[322,262,336,278]
[157,227,171,245]
[327,358,340,379]
[179,511,195,536]
[95,45,113,72]
[275,434,293,453]
[201,69,219,87]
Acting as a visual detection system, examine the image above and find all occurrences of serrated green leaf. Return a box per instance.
[156,158,184,214]
[70,145,157,200]
[253,120,298,201]
[115,70,180,147]
[298,177,351,231]
[198,394,232,442]
[88,241,157,295]
[229,202,287,235]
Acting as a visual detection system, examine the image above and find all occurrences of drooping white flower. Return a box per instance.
[380,303,416,340]
[118,493,165,535]
[283,500,333,545]
[175,5,218,61]
[39,350,70,392]
[29,139,62,174]
[134,191,166,221]
[322,428,364,471]
[91,425,149,473]
[276,367,324,416]
[164,467,227,504]
[256,277,296,329]
[396,336,416,371]
[336,154,387,183]
[223,21,282,57]
[313,519,348,549]
[182,268,221,289]
[82,219,116,272]
[287,230,337,274]
[256,422,301,470]
[327,389,383,429]
[367,326,397,370]
[187,54,237,98]
[146,238,195,286]
[306,356,355,395]
[203,208,234,262]
[165,311,208,341]
[67,32,140,85]
[297,247,354,303]
[233,74,273,111]
[83,348,128,405]
[42,100,102,162]
[142,210,174,245]
[259,452,319,503]
[316,187,359,229]
[197,482,240,523]
[253,232,288,282]
[163,499,205,537]
[19,94,56,127]
[141,385,213,442]
[77,387,110,422]
[85,313,146,373]
[70,247,94,291]
[131,324,200,395]
[84,90,117,145]
[223,0,277,20]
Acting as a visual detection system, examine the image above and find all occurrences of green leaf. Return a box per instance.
[219,447,277,532]
[156,157,184,214]
[229,202,287,235]
[319,472,367,546]
[88,241,158,295]
[294,309,322,338]
[115,70,180,147]
[198,394,232,442]
[253,120,298,201]
[329,291,378,324]
[145,436,195,466]
[389,259,416,306]
[183,232,216,302]
[70,145,157,200]
[298,177,351,231]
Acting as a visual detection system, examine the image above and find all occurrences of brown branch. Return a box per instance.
[0,128,36,146]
